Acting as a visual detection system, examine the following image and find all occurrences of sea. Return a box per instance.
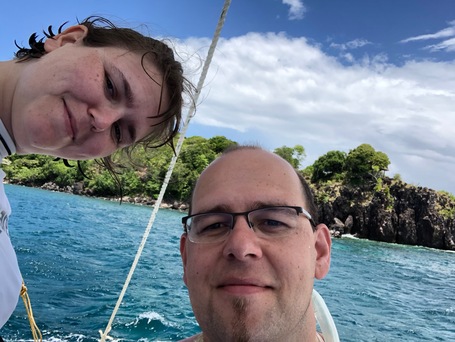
[1,184,454,342]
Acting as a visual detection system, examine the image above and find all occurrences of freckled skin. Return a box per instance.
[0,25,168,160]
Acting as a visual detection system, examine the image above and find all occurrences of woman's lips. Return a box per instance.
[63,99,76,140]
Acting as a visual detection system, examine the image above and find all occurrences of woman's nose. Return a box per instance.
[90,107,120,132]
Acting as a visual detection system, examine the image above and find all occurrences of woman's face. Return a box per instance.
[10,25,168,159]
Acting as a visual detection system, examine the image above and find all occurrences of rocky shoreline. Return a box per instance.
[33,180,455,251]
[314,179,455,251]
[40,181,190,211]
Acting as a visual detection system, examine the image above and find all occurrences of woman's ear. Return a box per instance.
[44,25,89,52]
[314,224,331,279]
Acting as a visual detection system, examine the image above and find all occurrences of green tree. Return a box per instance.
[166,136,218,201]
[311,150,347,183]
[301,165,314,179]
[207,136,238,154]
[273,145,306,169]
[86,169,118,196]
[344,143,390,185]
[134,144,174,198]
[393,173,402,182]
[3,154,84,186]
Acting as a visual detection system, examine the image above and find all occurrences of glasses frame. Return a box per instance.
[182,205,316,243]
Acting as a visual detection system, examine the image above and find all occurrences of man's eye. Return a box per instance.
[263,219,286,227]
[195,222,230,238]
[255,219,289,233]
[200,222,226,233]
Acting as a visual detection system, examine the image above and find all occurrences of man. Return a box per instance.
[180,145,333,341]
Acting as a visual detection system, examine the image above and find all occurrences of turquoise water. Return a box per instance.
[1,184,454,341]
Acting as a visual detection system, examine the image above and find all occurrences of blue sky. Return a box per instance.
[1,0,455,194]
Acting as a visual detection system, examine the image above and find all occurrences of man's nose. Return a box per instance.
[222,216,263,260]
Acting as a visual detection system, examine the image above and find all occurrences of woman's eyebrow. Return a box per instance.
[111,65,137,143]
[111,64,135,108]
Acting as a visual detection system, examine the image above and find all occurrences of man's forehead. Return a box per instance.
[206,149,294,175]
[192,149,304,207]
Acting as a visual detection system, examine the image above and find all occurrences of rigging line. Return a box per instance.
[20,281,42,342]
[98,1,232,341]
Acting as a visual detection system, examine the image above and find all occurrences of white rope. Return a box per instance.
[98,1,232,341]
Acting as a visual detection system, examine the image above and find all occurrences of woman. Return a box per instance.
[0,16,192,328]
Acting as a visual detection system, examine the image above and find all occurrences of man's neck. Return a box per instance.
[187,331,324,342]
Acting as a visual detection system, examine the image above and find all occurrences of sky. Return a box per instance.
[1,0,455,194]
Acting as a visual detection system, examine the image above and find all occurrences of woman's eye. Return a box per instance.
[105,75,116,98]
[113,122,122,144]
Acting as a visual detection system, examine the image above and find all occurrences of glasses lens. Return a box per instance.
[188,213,232,243]
[249,207,299,237]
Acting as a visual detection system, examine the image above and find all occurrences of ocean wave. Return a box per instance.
[341,234,359,239]
[125,311,179,329]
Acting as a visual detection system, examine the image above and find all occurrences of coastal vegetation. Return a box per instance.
[3,135,455,250]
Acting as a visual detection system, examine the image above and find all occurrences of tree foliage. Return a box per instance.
[344,143,390,185]
[2,135,238,203]
[4,154,84,186]
[166,136,237,201]
[309,144,391,185]
[3,139,395,202]
[273,144,306,169]
[311,150,347,183]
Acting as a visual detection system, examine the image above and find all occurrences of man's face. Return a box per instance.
[180,149,331,341]
[10,25,167,159]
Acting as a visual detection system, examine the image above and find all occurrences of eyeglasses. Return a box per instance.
[182,205,316,244]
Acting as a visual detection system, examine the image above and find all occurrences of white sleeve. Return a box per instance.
[0,169,21,328]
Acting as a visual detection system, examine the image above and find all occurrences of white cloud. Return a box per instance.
[282,0,306,20]
[401,20,455,42]
[330,38,372,51]
[401,20,455,53]
[176,32,455,194]
[424,37,455,52]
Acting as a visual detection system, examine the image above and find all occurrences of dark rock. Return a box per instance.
[331,230,342,238]
[344,215,353,234]
[73,182,84,194]
[314,179,455,251]
[329,217,345,234]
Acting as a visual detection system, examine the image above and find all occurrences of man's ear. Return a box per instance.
[314,224,331,279]
[44,25,88,52]
[180,234,188,285]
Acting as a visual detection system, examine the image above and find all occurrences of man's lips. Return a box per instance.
[218,278,272,295]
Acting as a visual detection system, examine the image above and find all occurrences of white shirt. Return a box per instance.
[0,167,21,328]
[0,119,21,328]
